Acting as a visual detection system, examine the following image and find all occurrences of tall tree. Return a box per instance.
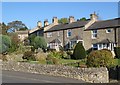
[7,20,28,32]
[73,41,86,60]
[58,18,68,24]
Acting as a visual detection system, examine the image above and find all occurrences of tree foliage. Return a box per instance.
[58,18,68,24]
[7,20,28,32]
[86,49,114,67]
[0,35,11,53]
[33,36,47,50]
[0,22,9,35]
[8,33,19,52]
[73,41,86,59]
[80,17,87,21]
[114,47,120,59]
[28,34,36,46]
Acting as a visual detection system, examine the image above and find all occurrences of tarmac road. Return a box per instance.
[2,70,86,83]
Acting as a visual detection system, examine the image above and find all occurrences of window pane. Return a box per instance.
[93,44,98,50]
[67,29,72,37]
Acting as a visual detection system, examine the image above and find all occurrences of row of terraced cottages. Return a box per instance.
[29,13,120,53]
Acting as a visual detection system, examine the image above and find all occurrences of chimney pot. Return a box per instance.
[90,12,98,21]
[52,17,58,25]
[44,19,49,26]
[37,21,42,28]
[69,16,75,23]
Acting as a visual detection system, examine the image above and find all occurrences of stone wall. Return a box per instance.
[2,61,109,83]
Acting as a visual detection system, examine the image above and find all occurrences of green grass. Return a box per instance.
[59,59,86,67]
[59,59,80,64]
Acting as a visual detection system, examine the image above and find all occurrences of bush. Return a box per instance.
[0,54,7,61]
[60,51,71,59]
[86,49,114,67]
[33,36,47,50]
[22,51,36,61]
[0,35,11,54]
[114,47,120,59]
[47,51,62,59]
[35,52,46,64]
[46,56,59,65]
[73,41,86,59]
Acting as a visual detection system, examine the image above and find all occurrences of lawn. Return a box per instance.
[59,59,86,67]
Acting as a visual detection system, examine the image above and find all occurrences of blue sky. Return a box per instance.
[2,2,118,29]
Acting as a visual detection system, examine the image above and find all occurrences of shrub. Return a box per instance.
[8,41,18,53]
[73,41,86,59]
[22,51,36,61]
[0,35,11,54]
[86,49,114,67]
[33,36,47,50]
[35,52,46,64]
[60,51,71,59]
[47,51,62,59]
[46,57,54,64]
[59,45,64,51]
[114,47,120,59]
[46,56,59,65]
[0,54,7,61]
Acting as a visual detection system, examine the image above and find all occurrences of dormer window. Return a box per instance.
[67,29,72,37]
[92,30,97,39]
[106,29,111,33]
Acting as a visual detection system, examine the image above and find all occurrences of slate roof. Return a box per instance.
[86,18,120,30]
[44,20,89,32]
[50,39,61,43]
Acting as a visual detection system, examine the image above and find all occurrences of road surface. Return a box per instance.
[2,70,86,83]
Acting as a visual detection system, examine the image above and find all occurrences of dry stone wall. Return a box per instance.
[2,61,109,83]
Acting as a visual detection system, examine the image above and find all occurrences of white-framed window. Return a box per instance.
[103,43,107,48]
[106,29,112,33]
[47,32,52,37]
[92,44,98,50]
[91,30,97,39]
[67,29,72,37]
[57,31,60,36]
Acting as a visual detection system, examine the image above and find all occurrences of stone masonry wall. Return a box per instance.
[2,61,109,83]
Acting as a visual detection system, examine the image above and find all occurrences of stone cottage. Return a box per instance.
[29,13,120,52]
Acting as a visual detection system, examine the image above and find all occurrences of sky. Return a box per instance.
[2,2,119,29]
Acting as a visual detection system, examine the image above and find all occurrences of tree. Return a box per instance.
[73,41,86,59]
[8,33,19,52]
[0,22,9,35]
[58,18,68,24]
[7,20,28,32]
[19,26,28,31]
[0,35,11,54]
[28,34,36,46]
[33,36,47,50]
[80,17,87,21]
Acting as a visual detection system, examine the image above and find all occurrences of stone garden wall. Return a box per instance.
[2,61,109,83]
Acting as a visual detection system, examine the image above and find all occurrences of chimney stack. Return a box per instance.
[90,12,98,21]
[44,19,49,27]
[52,17,58,25]
[69,16,75,23]
[37,21,42,28]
